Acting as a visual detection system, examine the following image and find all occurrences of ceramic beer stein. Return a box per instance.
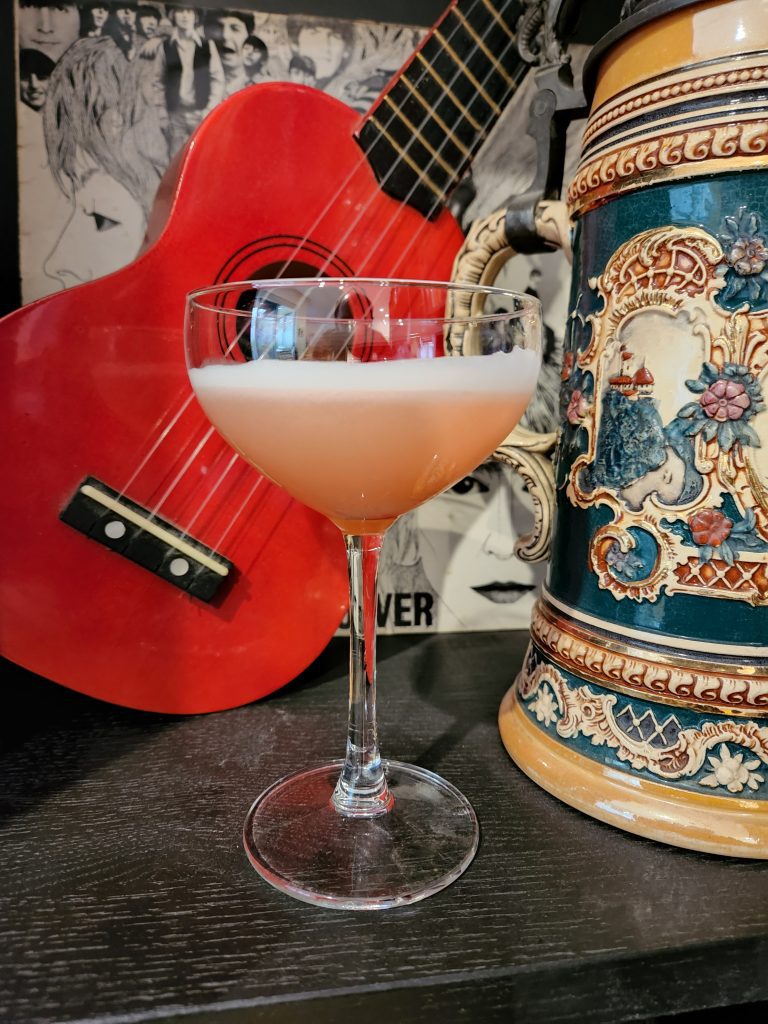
[455,0,768,856]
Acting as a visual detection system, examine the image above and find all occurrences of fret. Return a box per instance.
[453,9,514,87]
[373,100,456,195]
[433,29,502,115]
[382,95,457,179]
[454,0,512,41]
[357,117,440,216]
[396,76,472,160]
[367,114,445,199]
[437,12,518,114]
[401,62,486,154]
[480,0,515,40]
[419,31,506,128]
[415,51,483,133]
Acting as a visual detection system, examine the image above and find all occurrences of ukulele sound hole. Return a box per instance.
[227,280,376,363]
[218,252,363,362]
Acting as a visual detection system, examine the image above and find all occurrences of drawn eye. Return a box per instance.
[450,475,489,496]
[91,212,120,232]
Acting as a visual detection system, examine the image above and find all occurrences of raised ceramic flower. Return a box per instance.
[566,387,589,425]
[605,539,644,579]
[717,207,768,305]
[727,236,768,276]
[689,508,732,548]
[675,361,764,452]
[688,507,737,564]
[700,379,752,421]
[529,685,559,728]
[699,743,765,794]
[665,506,768,566]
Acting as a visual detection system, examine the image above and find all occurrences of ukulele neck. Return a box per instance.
[355,0,526,217]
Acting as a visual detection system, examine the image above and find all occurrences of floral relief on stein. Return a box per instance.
[563,215,768,604]
[520,657,768,797]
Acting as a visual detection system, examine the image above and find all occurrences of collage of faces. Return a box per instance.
[16,1,422,301]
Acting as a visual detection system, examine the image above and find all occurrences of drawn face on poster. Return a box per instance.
[84,5,109,35]
[288,54,316,87]
[19,1,80,62]
[114,6,137,30]
[242,36,268,79]
[44,166,147,287]
[36,35,165,288]
[170,6,199,35]
[375,463,541,633]
[136,8,160,40]
[249,12,290,77]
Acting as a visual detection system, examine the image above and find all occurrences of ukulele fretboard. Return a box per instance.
[356,0,526,217]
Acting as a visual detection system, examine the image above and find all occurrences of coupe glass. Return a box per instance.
[185,278,541,910]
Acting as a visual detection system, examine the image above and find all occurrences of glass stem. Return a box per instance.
[332,533,393,818]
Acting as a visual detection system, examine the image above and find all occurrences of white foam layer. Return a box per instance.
[190,349,540,397]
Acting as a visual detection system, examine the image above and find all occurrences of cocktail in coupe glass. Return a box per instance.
[185,278,541,910]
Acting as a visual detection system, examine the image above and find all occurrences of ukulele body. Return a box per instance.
[0,84,465,713]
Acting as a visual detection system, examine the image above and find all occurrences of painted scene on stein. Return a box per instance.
[558,217,768,610]
[15,1,577,634]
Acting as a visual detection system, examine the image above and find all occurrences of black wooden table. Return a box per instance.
[3,631,768,1024]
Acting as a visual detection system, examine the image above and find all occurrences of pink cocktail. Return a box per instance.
[186,278,541,910]
[190,350,539,534]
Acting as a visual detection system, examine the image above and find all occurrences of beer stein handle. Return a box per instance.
[449,198,572,562]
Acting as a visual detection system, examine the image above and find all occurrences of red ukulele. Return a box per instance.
[0,1,527,712]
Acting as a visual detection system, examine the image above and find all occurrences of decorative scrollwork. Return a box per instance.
[589,519,675,603]
[494,442,555,562]
[448,201,570,561]
[570,120,768,215]
[446,207,511,356]
[530,601,768,712]
[518,656,768,790]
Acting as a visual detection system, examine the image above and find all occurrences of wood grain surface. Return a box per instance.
[3,631,768,1024]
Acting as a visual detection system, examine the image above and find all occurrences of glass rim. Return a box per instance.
[186,277,542,326]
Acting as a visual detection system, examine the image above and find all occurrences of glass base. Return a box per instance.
[243,760,479,910]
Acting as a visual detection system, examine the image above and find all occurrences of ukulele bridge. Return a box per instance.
[60,477,234,602]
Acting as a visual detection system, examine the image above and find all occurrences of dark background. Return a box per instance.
[0,0,620,318]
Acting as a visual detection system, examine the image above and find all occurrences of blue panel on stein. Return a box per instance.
[547,171,768,650]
